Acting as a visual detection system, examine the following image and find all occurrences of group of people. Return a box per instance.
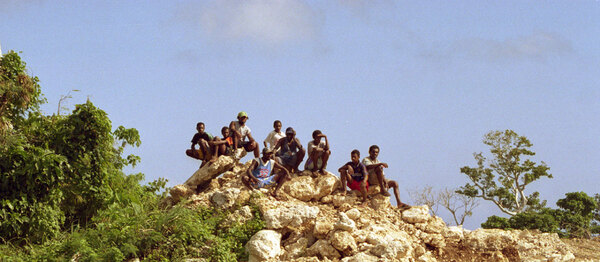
[185,111,409,208]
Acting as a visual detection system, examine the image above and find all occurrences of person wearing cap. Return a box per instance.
[273,127,305,173]
[242,147,290,198]
[305,129,330,175]
[362,145,410,208]
[229,111,260,158]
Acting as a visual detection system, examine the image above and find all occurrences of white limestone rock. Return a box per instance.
[263,204,319,229]
[246,230,281,261]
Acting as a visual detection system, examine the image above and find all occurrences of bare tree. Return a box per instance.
[409,185,439,216]
[438,188,479,226]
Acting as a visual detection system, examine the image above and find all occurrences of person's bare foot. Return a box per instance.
[381,190,391,197]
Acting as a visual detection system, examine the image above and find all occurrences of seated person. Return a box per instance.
[273,127,305,173]
[263,120,284,152]
[185,122,214,167]
[304,130,330,175]
[229,111,259,158]
[363,145,409,208]
[211,126,234,158]
[339,149,369,202]
[242,148,290,198]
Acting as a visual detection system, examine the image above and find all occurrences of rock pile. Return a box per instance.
[167,156,575,261]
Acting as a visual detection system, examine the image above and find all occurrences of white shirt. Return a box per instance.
[307,140,326,156]
[264,130,285,150]
[232,121,251,141]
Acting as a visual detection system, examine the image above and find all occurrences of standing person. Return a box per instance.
[229,111,259,158]
[185,122,214,167]
[274,127,305,173]
[242,148,290,198]
[362,145,409,208]
[304,130,330,175]
[263,120,284,151]
[339,149,369,202]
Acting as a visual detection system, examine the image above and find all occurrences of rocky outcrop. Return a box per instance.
[169,159,576,261]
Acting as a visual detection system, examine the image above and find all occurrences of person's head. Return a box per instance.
[351,149,360,163]
[312,130,322,140]
[261,147,274,160]
[369,145,380,159]
[237,111,248,124]
[221,126,230,138]
[196,122,205,134]
[285,127,295,139]
[273,120,282,132]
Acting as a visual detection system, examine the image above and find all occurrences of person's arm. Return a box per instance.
[338,163,349,173]
[273,137,284,151]
[246,161,259,182]
[229,121,241,137]
[263,132,272,148]
[247,131,255,143]
[273,161,290,175]
[322,134,329,151]
[295,138,304,151]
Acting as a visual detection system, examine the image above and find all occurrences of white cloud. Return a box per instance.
[181,0,320,46]
[425,32,573,62]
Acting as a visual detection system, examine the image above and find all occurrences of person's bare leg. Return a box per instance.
[294,149,305,172]
[244,141,260,158]
[319,150,330,175]
[340,170,348,196]
[186,149,201,160]
[242,175,255,190]
[376,166,391,196]
[272,171,288,198]
[387,180,402,207]
[360,181,368,202]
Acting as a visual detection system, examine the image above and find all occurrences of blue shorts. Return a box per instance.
[251,175,277,189]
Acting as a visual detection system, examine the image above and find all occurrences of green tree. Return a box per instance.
[457,130,552,216]
[0,51,142,243]
[554,192,597,238]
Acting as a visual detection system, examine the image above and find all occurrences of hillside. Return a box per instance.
[168,156,600,261]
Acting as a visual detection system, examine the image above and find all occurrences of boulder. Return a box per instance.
[345,208,360,221]
[313,217,334,239]
[184,155,235,189]
[306,239,341,259]
[246,230,281,261]
[210,188,241,209]
[282,172,340,202]
[334,212,356,232]
[340,252,379,262]
[263,204,319,229]
[402,205,430,224]
[169,184,194,203]
[330,231,358,256]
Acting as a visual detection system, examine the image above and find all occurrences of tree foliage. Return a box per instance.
[0,51,142,243]
[482,192,599,238]
[457,130,552,216]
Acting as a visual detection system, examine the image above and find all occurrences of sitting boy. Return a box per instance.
[210,126,234,158]
[362,145,409,208]
[229,111,260,158]
[273,127,305,173]
[339,149,369,202]
[185,122,214,167]
[263,120,284,151]
[304,130,330,175]
[242,148,290,198]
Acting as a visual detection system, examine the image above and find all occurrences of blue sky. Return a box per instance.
[1,0,599,229]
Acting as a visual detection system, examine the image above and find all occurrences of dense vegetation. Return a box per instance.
[0,51,264,261]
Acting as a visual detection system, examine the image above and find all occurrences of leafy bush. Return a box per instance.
[508,209,558,233]
[481,215,510,230]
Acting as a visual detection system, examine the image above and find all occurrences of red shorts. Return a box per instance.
[348,179,369,191]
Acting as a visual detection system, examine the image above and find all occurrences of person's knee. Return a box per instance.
[388,180,398,189]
